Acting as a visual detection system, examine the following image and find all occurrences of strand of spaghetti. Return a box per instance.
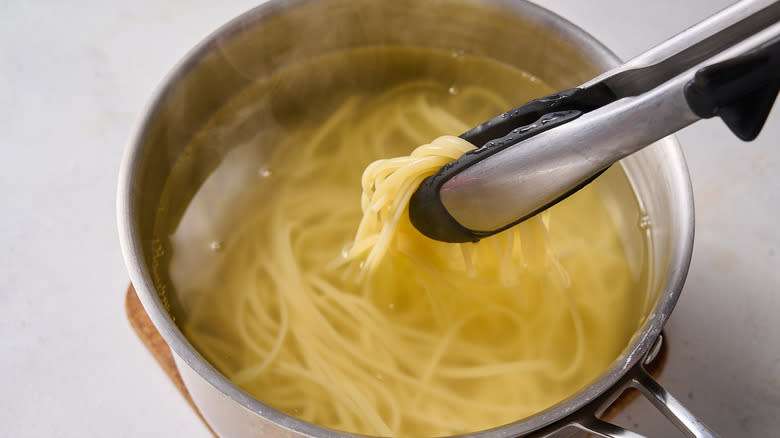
[370,80,444,107]
[362,177,423,271]
[274,357,370,426]
[394,104,429,142]
[291,333,523,415]
[395,245,496,306]
[232,284,289,384]
[437,359,561,379]
[233,261,274,360]
[417,98,470,133]
[460,243,476,277]
[300,96,361,160]
[282,334,394,434]
[369,156,448,203]
[272,284,540,414]
[412,304,531,405]
[455,86,512,109]
[311,345,395,435]
[554,286,587,379]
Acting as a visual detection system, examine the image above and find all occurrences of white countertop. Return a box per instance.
[1,0,777,436]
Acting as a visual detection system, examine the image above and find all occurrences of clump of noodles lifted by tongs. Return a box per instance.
[410,0,780,243]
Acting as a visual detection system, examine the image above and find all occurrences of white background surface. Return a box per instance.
[1,0,777,436]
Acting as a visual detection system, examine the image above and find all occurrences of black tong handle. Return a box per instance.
[685,35,780,141]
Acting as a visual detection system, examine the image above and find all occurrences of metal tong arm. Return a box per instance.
[409,0,780,243]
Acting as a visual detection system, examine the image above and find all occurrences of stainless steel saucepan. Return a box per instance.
[118,0,712,436]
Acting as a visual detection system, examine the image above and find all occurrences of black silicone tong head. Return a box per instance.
[409,35,779,243]
[459,85,617,147]
[409,86,617,243]
[685,34,780,141]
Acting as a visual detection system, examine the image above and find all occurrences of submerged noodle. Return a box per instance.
[167,56,639,437]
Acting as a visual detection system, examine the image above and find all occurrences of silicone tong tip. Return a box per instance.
[409,86,616,242]
[684,35,780,140]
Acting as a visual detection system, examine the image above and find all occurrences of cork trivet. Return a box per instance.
[125,285,218,437]
[125,284,665,437]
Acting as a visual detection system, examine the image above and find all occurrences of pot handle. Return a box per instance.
[529,335,720,438]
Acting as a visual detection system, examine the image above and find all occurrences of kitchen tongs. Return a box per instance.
[409,0,780,242]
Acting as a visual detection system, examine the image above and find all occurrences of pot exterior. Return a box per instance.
[118,0,694,436]
[174,355,299,438]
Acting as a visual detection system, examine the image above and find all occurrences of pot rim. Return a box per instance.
[117,0,695,436]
